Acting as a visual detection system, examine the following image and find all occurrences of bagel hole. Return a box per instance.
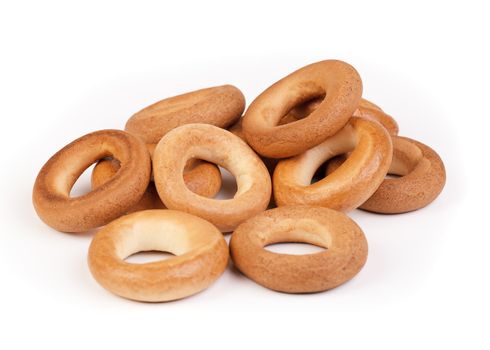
[265,242,326,255]
[70,163,97,197]
[310,161,329,185]
[285,93,326,122]
[386,174,402,179]
[125,250,175,264]
[214,166,237,199]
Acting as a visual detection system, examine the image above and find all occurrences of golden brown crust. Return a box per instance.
[242,60,363,158]
[228,117,279,174]
[288,97,399,135]
[273,117,393,211]
[32,130,151,232]
[153,124,271,232]
[91,158,165,212]
[353,104,399,136]
[88,209,229,302]
[125,85,245,144]
[91,156,222,213]
[230,206,368,293]
[326,136,446,213]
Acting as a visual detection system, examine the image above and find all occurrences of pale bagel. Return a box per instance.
[153,124,271,232]
[88,209,228,302]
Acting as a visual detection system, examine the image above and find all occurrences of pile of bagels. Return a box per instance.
[32,60,446,302]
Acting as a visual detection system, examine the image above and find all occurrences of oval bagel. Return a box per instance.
[326,136,446,213]
[242,60,362,158]
[230,206,368,293]
[125,85,245,144]
[33,130,151,232]
[88,209,229,302]
[153,124,272,232]
[273,117,393,211]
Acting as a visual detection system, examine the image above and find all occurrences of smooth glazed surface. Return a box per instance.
[230,206,368,293]
[326,136,446,213]
[273,117,392,211]
[33,130,151,232]
[242,60,363,158]
[125,85,245,144]
[88,210,229,302]
[153,124,271,232]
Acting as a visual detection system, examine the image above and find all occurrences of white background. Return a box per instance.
[1,0,488,349]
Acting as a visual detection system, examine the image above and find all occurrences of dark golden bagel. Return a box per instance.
[125,85,245,144]
[230,206,368,293]
[33,130,151,232]
[153,124,271,232]
[273,117,392,211]
[88,209,229,302]
[326,136,446,213]
[242,60,362,158]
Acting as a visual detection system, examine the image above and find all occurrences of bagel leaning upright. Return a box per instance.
[242,60,362,158]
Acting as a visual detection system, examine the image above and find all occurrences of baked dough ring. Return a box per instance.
[153,124,271,232]
[287,97,399,135]
[125,85,245,144]
[88,209,228,302]
[326,136,446,213]
[273,117,392,211]
[230,206,368,293]
[242,60,362,158]
[33,130,151,232]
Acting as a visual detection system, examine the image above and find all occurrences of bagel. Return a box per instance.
[326,136,446,213]
[125,85,245,144]
[153,124,271,232]
[242,60,362,158]
[33,130,151,232]
[88,209,228,302]
[273,117,392,211]
[230,206,368,293]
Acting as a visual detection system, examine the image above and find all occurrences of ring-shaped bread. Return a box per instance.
[230,206,368,293]
[326,136,446,213]
[125,85,245,144]
[88,209,228,302]
[273,117,392,211]
[33,130,151,232]
[242,60,362,158]
[153,124,272,232]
